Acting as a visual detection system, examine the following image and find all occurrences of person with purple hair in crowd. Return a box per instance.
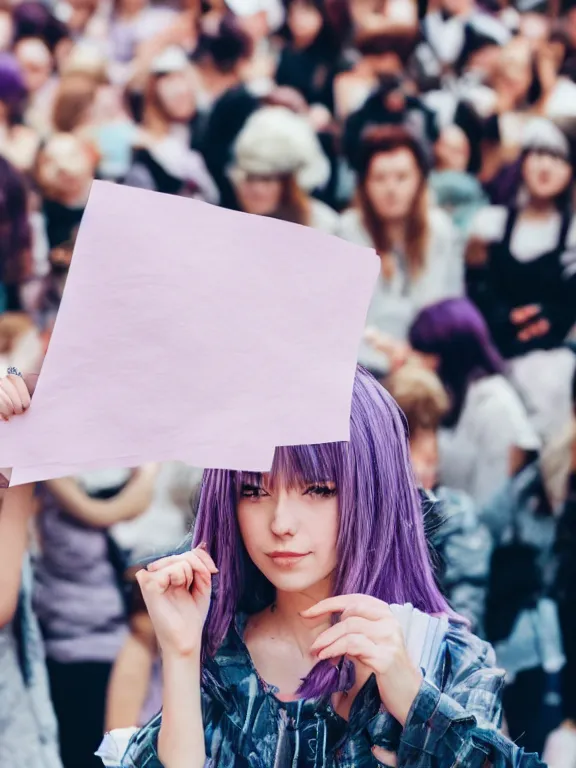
[0,366,545,767]
[408,297,540,507]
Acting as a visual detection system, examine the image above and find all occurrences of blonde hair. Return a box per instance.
[384,364,450,436]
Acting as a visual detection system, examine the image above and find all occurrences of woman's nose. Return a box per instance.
[270,493,298,537]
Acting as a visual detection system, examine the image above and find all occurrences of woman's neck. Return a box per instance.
[269,578,333,657]
[382,218,406,251]
[524,197,557,218]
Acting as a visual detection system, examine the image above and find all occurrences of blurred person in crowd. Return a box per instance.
[467,118,576,360]
[0,52,40,171]
[124,46,219,202]
[347,0,418,37]
[192,14,253,110]
[52,0,103,42]
[12,1,70,54]
[339,126,462,376]
[429,124,488,238]
[106,463,202,731]
[0,479,62,768]
[480,422,569,755]
[108,0,180,67]
[201,78,337,209]
[338,31,433,151]
[407,297,541,506]
[385,364,493,635]
[0,156,32,313]
[228,104,338,230]
[14,36,59,137]
[51,71,99,133]
[274,0,345,114]
[419,0,511,83]
[222,0,285,86]
[35,132,98,250]
[29,466,159,768]
[480,35,576,177]
[467,117,576,440]
[543,363,576,768]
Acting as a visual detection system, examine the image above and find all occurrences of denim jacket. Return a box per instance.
[427,486,492,637]
[119,616,543,768]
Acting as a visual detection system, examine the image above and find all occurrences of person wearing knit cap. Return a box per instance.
[228,104,339,232]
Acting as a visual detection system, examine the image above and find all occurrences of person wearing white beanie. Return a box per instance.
[228,104,339,232]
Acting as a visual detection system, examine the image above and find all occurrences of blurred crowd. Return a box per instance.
[1,0,576,766]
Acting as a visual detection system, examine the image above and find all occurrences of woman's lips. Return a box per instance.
[267,552,309,566]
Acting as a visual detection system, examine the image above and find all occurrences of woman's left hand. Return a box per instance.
[302,595,423,725]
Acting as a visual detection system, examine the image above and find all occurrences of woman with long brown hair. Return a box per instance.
[338,125,463,375]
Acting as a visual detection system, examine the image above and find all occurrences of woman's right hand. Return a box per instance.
[135,546,218,659]
[0,372,32,421]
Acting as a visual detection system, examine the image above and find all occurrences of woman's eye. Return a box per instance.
[240,485,269,499]
[305,484,337,498]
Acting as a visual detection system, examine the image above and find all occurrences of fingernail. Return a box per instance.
[198,541,207,550]
[7,367,22,378]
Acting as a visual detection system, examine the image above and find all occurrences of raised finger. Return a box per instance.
[316,633,377,662]
[147,553,189,571]
[167,561,195,590]
[148,548,218,575]
[193,546,219,574]
[155,561,194,592]
[311,616,389,654]
[301,594,388,620]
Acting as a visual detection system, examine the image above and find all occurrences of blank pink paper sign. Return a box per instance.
[1,181,378,485]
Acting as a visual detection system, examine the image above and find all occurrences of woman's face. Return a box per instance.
[288,0,323,47]
[497,40,532,99]
[235,174,283,216]
[435,126,470,172]
[365,148,422,221]
[237,477,339,594]
[156,72,196,122]
[523,150,572,201]
[15,39,53,94]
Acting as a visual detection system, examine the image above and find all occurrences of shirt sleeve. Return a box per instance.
[120,680,226,768]
[398,627,546,766]
[467,381,540,507]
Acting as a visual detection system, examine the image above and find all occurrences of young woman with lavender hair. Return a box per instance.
[0,366,544,768]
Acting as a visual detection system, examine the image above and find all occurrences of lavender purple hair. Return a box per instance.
[0,54,27,122]
[192,365,449,698]
[409,297,505,426]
